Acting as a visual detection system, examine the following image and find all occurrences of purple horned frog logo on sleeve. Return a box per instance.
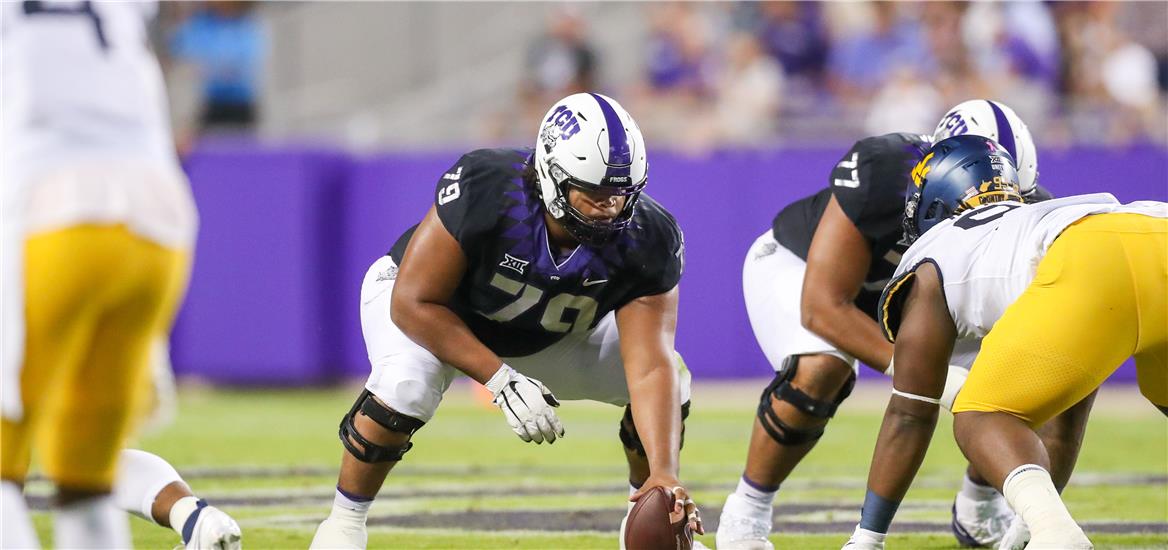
[540,104,582,153]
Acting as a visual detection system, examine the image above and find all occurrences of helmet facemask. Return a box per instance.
[538,159,645,247]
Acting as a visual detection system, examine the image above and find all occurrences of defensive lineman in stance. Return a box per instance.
[847,134,1166,549]
[717,100,1050,549]
[311,93,702,548]
[1,2,238,547]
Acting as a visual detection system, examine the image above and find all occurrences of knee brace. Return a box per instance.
[619,401,691,457]
[757,356,856,446]
[339,390,425,463]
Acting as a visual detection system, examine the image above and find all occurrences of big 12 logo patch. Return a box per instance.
[540,105,582,152]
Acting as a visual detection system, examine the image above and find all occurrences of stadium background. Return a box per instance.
[157,1,1168,385]
[18,2,1167,548]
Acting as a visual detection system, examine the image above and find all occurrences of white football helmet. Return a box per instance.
[933,100,1039,196]
[534,93,647,246]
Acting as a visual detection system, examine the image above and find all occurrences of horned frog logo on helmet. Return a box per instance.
[540,105,582,153]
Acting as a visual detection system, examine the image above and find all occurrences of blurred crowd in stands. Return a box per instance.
[517,1,1166,149]
[155,1,1165,150]
[155,1,264,153]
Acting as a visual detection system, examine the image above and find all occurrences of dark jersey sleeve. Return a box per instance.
[624,195,685,300]
[387,224,418,264]
[830,133,931,244]
[433,149,521,254]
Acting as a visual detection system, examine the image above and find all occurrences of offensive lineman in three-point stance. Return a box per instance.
[311,93,702,549]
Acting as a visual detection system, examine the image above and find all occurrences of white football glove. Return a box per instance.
[842,525,886,550]
[484,364,565,444]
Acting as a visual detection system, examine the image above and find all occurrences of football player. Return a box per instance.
[310,93,703,549]
[716,100,1051,550]
[0,3,238,548]
[845,135,1166,549]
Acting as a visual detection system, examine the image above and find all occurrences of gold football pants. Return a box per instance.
[953,213,1167,427]
[0,224,189,490]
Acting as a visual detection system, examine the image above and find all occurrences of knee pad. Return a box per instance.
[757,356,856,446]
[619,401,691,457]
[339,390,425,463]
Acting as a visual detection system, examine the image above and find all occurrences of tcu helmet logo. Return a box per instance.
[938,111,969,137]
[540,105,582,152]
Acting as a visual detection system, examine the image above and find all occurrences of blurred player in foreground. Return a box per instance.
[1,2,237,548]
[311,93,702,548]
[844,135,1166,549]
[717,100,1053,549]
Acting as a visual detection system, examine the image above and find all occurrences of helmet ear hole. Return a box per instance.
[924,200,947,224]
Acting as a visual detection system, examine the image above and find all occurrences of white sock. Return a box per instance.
[734,476,777,509]
[1,481,40,549]
[169,496,202,542]
[960,472,1000,501]
[113,449,183,523]
[329,487,372,525]
[1002,465,1087,544]
[54,494,131,549]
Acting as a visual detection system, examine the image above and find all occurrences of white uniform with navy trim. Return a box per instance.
[883,194,1168,342]
[1,0,196,418]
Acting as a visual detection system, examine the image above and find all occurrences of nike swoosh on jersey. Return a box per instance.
[582,278,607,287]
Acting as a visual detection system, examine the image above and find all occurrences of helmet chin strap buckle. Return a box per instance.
[548,197,566,218]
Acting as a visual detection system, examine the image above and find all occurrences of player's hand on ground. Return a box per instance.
[484,364,565,444]
[631,477,704,535]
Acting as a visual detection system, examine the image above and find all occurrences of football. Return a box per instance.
[622,486,693,550]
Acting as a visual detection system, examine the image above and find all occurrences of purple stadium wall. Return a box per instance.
[171,145,1168,385]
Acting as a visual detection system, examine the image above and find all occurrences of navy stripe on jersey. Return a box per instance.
[987,101,1017,162]
[588,93,632,179]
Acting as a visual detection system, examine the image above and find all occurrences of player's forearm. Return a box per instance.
[391,301,502,384]
[802,301,893,371]
[866,400,939,503]
[626,363,681,477]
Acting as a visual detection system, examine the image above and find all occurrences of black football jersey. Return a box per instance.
[389,148,685,357]
[771,133,932,320]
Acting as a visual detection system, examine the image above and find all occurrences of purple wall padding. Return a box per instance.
[172,147,349,384]
[171,144,1167,384]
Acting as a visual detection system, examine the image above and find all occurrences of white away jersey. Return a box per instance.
[1,0,196,247]
[879,193,1168,342]
[1,1,177,172]
[1,2,197,420]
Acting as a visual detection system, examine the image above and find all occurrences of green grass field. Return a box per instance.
[28,381,1168,549]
